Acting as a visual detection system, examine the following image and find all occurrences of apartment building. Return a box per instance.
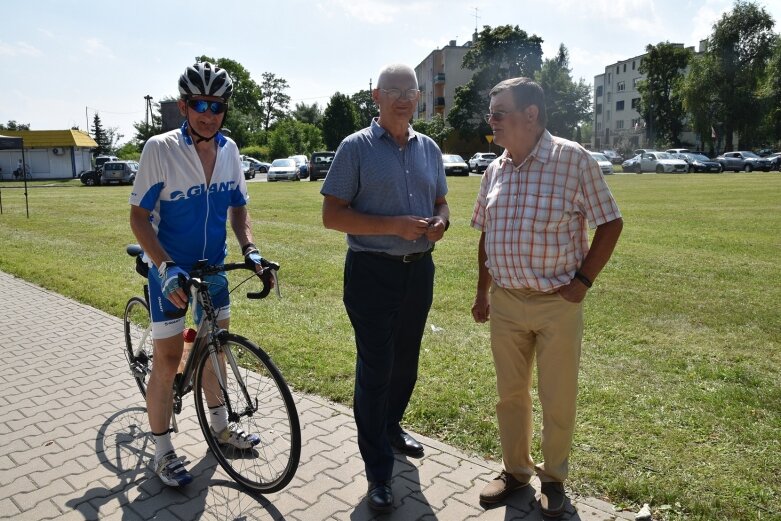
[414,39,475,121]
[593,43,702,153]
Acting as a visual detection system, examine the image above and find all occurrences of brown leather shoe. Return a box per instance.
[540,481,566,517]
[479,470,529,504]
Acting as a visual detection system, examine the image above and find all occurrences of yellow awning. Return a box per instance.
[1,130,98,148]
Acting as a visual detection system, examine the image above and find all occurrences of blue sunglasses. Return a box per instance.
[187,99,228,114]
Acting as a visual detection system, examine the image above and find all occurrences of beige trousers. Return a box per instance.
[489,284,583,483]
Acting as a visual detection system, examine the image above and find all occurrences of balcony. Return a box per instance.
[434,97,445,108]
[434,73,446,84]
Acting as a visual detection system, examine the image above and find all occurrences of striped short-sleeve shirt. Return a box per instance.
[471,130,621,292]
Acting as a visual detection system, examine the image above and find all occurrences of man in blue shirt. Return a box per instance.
[321,63,449,513]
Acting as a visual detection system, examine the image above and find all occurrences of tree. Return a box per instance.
[259,72,291,132]
[133,101,162,150]
[636,42,692,147]
[700,1,775,150]
[412,114,451,148]
[681,53,723,154]
[448,25,544,138]
[92,113,111,156]
[758,35,781,143]
[351,89,377,128]
[291,102,323,127]
[267,118,324,156]
[321,93,360,150]
[534,44,592,139]
[197,55,265,147]
[0,120,31,131]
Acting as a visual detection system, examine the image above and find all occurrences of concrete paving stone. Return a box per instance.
[395,494,441,520]
[440,459,498,487]
[289,492,352,521]
[0,496,21,518]
[13,477,75,511]
[288,472,343,503]
[397,458,451,484]
[7,440,63,466]
[577,495,624,516]
[298,438,339,466]
[14,498,63,520]
[420,474,470,507]
[323,455,364,484]
[0,455,57,487]
[435,496,484,520]
[568,500,618,520]
[292,453,342,483]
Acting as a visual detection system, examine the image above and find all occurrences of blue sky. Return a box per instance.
[3,0,777,144]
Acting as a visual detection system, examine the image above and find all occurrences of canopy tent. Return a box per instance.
[0,134,29,217]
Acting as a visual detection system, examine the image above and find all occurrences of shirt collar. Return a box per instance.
[370,117,418,143]
[498,129,553,170]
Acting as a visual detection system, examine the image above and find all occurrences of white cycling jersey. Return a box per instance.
[129,122,249,268]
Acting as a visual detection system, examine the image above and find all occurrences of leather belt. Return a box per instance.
[359,247,434,263]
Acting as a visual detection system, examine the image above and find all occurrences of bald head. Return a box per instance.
[376,64,418,90]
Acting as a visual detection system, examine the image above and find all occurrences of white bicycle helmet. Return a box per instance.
[178,62,233,100]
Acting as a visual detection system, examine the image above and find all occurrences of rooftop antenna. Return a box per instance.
[473,6,480,34]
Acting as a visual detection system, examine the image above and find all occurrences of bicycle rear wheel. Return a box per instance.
[193,334,300,492]
[123,297,153,398]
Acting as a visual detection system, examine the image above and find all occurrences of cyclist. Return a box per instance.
[129,62,267,487]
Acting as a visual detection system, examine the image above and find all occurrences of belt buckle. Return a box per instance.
[401,253,415,263]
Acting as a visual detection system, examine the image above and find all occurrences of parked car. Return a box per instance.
[442,154,469,176]
[94,155,118,170]
[101,160,139,185]
[765,152,781,171]
[244,157,270,174]
[673,153,722,173]
[589,152,614,175]
[289,155,309,179]
[640,152,688,173]
[468,152,497,173]
[665,148,691,155]
[267,158,300,181]
[79,169,102,186]
[602,149,623,165]
[621,154,642,173]
[308,151,335,181]
[757,148,775,157]
[241,160,255,180]
[715,151,772,172]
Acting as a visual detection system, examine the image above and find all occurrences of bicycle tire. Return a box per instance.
[193,334,300,492]
[123,297,154,398]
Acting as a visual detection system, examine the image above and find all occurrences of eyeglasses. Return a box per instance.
[381,88,421,101]
[484,111,519,123]
[187,99,228,114]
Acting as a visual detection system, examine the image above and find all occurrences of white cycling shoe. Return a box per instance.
[211,425,261,450]
[155,450,193,487]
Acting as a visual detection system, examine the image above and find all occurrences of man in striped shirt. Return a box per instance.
[471,77,623,516]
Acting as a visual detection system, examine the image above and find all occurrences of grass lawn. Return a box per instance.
[0,173,779,520]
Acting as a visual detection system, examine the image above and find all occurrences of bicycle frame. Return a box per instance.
[168,260,278,433]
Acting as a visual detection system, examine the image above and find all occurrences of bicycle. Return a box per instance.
[122,244,301,492]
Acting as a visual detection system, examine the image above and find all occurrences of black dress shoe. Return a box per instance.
[390,431,424,457]
[367,481,393,513]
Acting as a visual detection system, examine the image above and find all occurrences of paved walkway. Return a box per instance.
[0,271,634,521]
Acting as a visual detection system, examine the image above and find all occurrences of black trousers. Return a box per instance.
[343,249,434,482]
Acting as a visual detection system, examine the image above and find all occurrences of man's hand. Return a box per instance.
[471,292,490,323]
[425,216,447,242]
[160,265,189,309]
[395,216,431,240]
[557,279,588,303]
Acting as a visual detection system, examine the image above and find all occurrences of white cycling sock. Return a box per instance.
[153,432,174,462]
[210,405,229,433]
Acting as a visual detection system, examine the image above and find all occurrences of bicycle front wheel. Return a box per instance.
[193,334,300,492]
[123,297,153,398]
